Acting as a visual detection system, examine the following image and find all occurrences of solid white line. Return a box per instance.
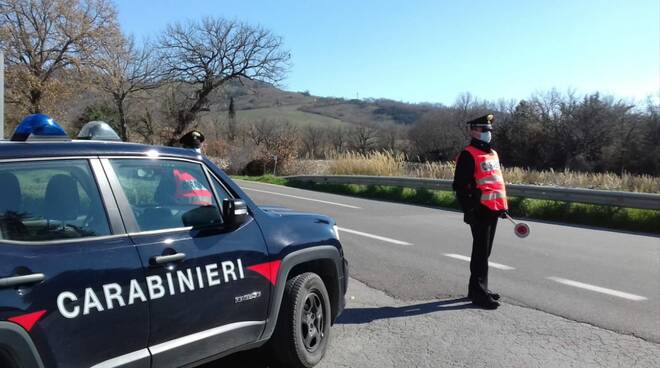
[242,187,361,209]
[234,179,291,189]
[337,227,413,246]
[547,277,647,301]
[443,253,516,270]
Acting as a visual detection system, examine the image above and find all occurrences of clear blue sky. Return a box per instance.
[115,0,659,105]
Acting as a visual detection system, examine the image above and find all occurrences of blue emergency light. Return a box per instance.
[10,114,69,141]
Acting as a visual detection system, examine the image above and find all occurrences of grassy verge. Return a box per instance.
[233,175,289,186]
[233,175,660,235]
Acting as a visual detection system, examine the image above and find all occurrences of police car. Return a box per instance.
[0,115,348,368]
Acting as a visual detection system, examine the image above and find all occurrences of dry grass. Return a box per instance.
[328,151,407,176]
[310,151,660,193]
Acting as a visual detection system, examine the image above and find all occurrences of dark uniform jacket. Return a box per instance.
[452,138,503,223]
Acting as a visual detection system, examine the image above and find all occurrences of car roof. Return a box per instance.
[0,140,201,161]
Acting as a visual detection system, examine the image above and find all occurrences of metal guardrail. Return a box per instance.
[286,175,660,210]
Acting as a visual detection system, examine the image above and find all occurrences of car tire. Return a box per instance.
[271,272,331,368]
[0,350,16,368]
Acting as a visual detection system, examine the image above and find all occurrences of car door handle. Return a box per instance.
[0,273,46,288]
[152,253,186,265]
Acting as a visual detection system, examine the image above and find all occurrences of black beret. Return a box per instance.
[466,114,495,128]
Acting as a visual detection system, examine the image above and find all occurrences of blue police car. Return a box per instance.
[0,114,348,368]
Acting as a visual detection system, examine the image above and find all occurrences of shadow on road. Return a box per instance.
[204,298,474,366]
[201,349,274,368]
[337,297,475,324]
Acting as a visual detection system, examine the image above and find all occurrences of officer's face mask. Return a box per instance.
[479,131,492,143]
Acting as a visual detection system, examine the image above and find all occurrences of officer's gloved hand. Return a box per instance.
[500,211,509,219]
[464,208,477,224]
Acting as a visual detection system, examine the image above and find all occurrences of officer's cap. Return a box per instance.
[179,130,205,148]
[466,114,495,130]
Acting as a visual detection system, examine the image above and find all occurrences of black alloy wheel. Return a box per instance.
[271,272,332,368]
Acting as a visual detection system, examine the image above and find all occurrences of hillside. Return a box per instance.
[213,79,437,129]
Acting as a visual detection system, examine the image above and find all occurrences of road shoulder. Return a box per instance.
[318,278,660,368]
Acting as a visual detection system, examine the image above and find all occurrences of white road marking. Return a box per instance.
[547,277,647,301]
[242,187,361,209]
[443,253,516,270]
[337,227,413,246]
[234,179,291,189]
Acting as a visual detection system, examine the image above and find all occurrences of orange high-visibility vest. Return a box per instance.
[173,169,213,206]
[464,145,508,211]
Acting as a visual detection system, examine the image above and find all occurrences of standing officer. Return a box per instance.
[452,114,508,309]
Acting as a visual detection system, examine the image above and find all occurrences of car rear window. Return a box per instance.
[0,160,111,242]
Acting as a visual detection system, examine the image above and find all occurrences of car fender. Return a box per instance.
[259,246,343,341]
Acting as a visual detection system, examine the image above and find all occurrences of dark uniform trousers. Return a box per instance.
[468,214,498,297]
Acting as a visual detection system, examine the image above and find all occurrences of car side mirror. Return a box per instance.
[222,199,249,229]
[182,206,223,229]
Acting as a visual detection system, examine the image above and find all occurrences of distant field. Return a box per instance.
[235,104,352,129]
[299,102,399,126]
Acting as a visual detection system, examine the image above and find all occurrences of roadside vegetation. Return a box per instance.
[323,151,660,193]
[233,175,660,234]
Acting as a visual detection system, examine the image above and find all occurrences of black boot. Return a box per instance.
[488,290,500,301]
[468,290,500,301]
[472,295,500,310]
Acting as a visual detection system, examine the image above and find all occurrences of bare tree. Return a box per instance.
[247,119,276,147]
[92,35,161,141]
[378,124,403,152]
[349,125,378,154]
[408,109,464,161]
[134,107,157,144]
[158,17,290,145]
[328,126,347,153]
[300,125,326,158]
[0,0,119,113]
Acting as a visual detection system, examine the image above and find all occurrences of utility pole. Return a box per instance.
[1,51,4,139]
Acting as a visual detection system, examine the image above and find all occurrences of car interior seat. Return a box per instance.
[44,174,81,226]
[0,172,22,214]
[137,171,181,231]
[0,172,27,239]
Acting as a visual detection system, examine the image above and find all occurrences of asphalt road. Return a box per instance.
[210,278,660,368]
[235,179,660,343]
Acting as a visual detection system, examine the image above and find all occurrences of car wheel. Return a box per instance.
[272,272,331,368]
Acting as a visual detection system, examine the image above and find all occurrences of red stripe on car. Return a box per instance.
[247,260,282,285]
[8,310,47,332]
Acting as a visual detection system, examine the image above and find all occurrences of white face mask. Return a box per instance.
[479,131,492,143]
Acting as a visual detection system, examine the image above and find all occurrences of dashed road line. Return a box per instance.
[241,187,361,209]
[337,227,413,246]
[547,276,647,301]
[443,253,516,270]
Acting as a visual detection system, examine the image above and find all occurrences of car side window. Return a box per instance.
[210,177,232,204]
[0,160,111,242]
[110,159,221,232]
